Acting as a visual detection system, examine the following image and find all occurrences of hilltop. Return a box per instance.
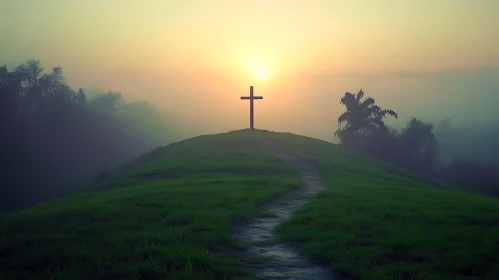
[1,129,498,280]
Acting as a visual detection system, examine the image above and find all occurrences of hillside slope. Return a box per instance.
[269,132,499,280]
[1,130,498,280]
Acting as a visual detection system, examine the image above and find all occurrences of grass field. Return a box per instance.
[0,131,301,279]
[271,132,499,280]
[1,130,499,280]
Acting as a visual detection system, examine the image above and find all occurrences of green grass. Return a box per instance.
[270,132,499,280]
[0,130,301,279]
[2,129,499,280]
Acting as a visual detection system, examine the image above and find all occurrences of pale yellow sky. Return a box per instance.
[1,1,498,140]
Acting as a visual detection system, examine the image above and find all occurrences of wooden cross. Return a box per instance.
[240,86,263,129]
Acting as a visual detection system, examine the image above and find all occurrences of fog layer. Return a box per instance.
[0,60,184,212]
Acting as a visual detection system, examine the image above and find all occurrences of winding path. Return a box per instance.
[231,140,346,280]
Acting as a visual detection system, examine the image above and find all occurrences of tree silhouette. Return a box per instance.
[26,59,43,87]
[399,118,438,175]
[0,59,177,213]
[333,89,497,196]
[335,89,397,149]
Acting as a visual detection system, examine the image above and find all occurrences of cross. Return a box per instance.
[240,86,263,129]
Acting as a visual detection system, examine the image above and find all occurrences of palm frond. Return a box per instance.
[360,97,375,109]
[355,89,364,102]
[340,92,355,106]
[382,109,398,119]
[338,111,350,124]
[364,105,381,118]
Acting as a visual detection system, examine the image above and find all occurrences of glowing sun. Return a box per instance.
[254,69,268,81]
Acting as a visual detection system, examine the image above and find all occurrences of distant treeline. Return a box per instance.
[335,89,499,196]
[0,59,179,213]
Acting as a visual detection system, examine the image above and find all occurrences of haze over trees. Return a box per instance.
[0,59,181,213]
[334,89,398,150]
[335,89,499,196]
[1,58,497,213]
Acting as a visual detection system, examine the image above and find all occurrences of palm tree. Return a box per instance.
[335,89,397,149]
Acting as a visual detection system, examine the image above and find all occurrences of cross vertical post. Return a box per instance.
[240,86,263,129]
[249,86,254,129]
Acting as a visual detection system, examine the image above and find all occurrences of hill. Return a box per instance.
[1,130,498,280]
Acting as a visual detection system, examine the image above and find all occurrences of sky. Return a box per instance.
[1,0,499,141]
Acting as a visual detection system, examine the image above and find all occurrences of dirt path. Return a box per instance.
[231,140,346,280]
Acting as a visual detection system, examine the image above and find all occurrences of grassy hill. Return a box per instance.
[271,132,499,280]
[1,129,499,280]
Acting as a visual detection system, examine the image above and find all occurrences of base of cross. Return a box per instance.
[240,86,263,129]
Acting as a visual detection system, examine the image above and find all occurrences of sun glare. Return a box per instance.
[254,70,268,81]
[238,54,274,83]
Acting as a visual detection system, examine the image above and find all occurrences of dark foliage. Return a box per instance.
[0,59,176,213]
[335,89,398,149]
[335,90,499,196]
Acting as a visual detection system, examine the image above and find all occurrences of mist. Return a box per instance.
[0,60,185,213]
[1,0,498,210]
[2,1,498,139]
[2,56,498,212]
[52,64,497,143]
[2,3,499,279]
